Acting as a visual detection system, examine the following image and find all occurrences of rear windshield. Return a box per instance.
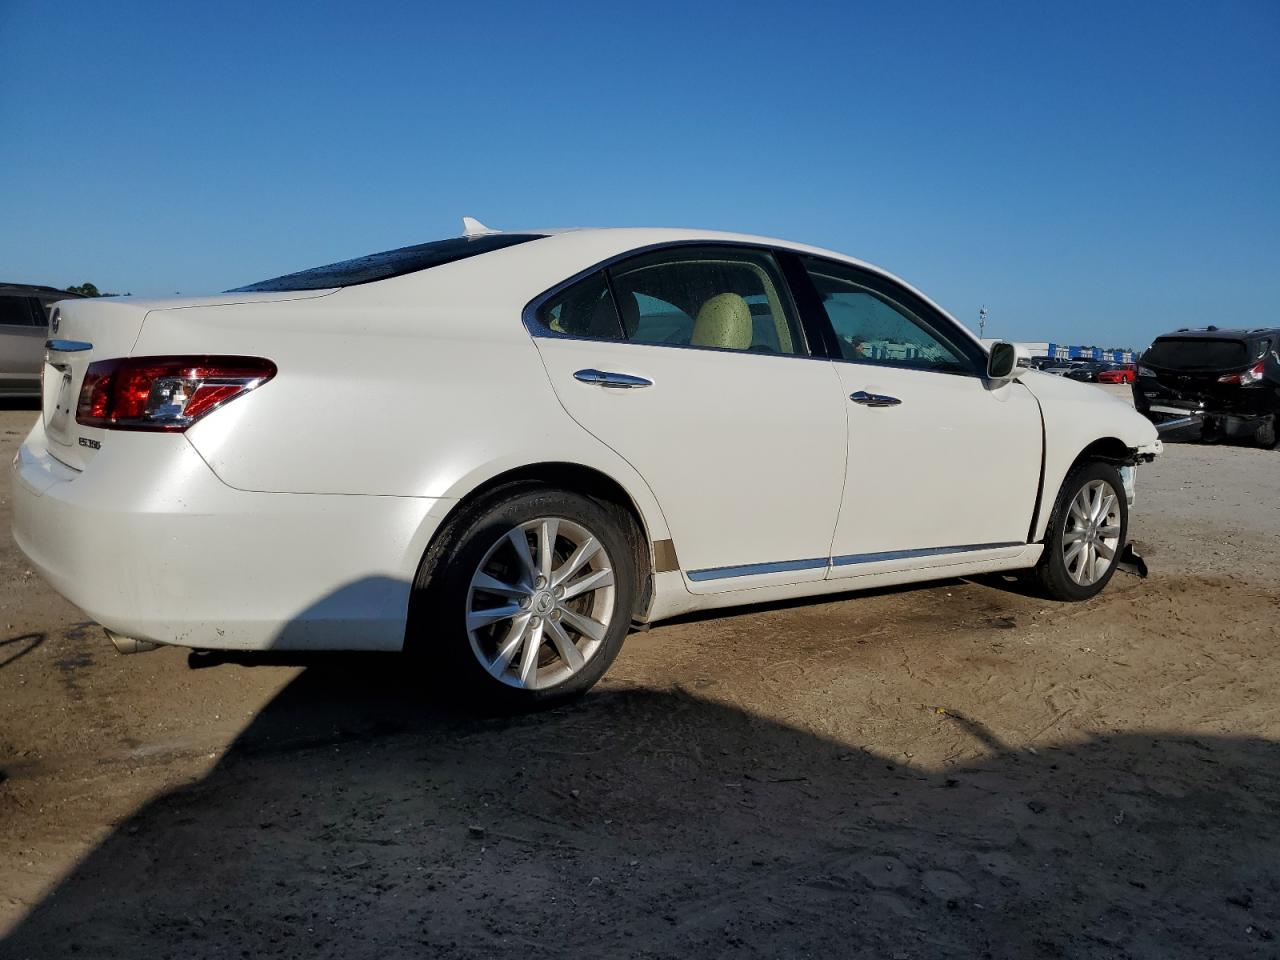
[229,234,545,292]
[1143,337,1256,370]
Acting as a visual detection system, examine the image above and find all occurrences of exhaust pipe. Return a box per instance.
[105,629,159,655]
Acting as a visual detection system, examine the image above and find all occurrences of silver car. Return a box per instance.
[0,285,83,397]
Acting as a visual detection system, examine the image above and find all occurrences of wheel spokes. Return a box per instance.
[536,518,559,581]
[488,614,532,677]
[546,618,586,671]
[552,536,602,588]
[561,566,614,602]
[1070,497,1091,525]
[467,603,523,631]
[559,606,607,643]
[517,618,544,686]
[472,571,530,599]
[507,528,538,585]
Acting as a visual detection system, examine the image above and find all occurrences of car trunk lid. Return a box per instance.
[41,289,332,471]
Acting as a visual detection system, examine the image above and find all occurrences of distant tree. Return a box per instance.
[65,282,129,297]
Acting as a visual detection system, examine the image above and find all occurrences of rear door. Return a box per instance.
[787,255,1043,576]
[0,296,48,395]
[531,244,849,592]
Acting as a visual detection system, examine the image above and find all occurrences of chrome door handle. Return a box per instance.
[574,369,653,389]
[849,390,901,407]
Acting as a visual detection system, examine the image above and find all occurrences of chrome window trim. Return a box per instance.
[521,240,822,362]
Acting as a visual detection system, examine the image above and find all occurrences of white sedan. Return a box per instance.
[11,222,1161,704]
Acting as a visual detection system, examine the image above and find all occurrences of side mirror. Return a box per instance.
[987,341,1019,383]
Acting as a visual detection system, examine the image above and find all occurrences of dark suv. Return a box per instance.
[1134,327,1279,447]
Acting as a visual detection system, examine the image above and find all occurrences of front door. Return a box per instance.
[791,256,1043,577]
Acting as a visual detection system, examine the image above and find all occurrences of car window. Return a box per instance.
[0,296,44,327]
[537,272,625,340]
[800,258,975,374]
[608,247,805,355]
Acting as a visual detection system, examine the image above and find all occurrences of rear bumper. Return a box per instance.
[1134,380,1278,437]
[10,420,449,651]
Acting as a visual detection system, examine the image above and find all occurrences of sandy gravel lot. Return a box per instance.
[1,386,1278,959]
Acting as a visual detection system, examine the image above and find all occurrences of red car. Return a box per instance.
[1097,363,1136,384]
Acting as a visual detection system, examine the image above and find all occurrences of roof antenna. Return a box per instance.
[462,216,497,237]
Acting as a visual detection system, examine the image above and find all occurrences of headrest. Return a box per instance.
[692,293,752,351]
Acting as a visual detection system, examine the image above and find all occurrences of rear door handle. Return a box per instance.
[849,390,901,407]
[574,369,653,389]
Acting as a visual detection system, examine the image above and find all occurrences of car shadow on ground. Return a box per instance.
[2,657,1277,959]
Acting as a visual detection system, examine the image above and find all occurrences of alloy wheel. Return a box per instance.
[1061,479,1122,586]
[465,517,615,689]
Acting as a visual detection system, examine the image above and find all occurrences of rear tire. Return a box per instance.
[1033,461,1128,602]
[1255,419,1277,449]
[408,486,638,708]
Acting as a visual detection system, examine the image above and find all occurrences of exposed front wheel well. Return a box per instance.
[1072,437,1139,467]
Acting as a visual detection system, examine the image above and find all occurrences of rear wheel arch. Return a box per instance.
[415,462,658,621]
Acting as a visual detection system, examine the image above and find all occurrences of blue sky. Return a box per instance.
[2,0,1276,348]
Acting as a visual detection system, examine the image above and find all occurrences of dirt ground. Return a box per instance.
[2,386,1278,959]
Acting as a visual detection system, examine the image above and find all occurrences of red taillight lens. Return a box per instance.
[76,356,276,431]
[1217,361,1266,386]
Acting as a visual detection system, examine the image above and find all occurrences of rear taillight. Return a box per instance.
[1217,361,1266,386]
[1137,365,1155,377]
[76,356,276,431]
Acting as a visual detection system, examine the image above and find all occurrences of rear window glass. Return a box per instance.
[1143,337,1252,370]
[229,234,545,292]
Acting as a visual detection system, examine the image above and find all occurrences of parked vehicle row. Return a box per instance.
[10,225,1161,704]
[1033,359,1134,383]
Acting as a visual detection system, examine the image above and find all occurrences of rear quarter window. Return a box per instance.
[230,234,545,292]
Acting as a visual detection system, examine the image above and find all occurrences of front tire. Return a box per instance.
[409,487,638,707]
[1033,461,1128,601]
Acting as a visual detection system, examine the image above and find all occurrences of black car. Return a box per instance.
[1134,326,1279,447]
[1064,361,1107,382]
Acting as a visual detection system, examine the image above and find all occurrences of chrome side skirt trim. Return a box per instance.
[687,542,1026,583]
[686,556,827,582]
[831,542,1023,567]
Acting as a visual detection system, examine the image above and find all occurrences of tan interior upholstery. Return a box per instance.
[692,292,753,350]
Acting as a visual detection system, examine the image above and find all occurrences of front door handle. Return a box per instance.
[849,390,901,407]
[574,369,653,389]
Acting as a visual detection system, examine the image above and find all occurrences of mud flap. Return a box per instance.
[1117,542,1148,578]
